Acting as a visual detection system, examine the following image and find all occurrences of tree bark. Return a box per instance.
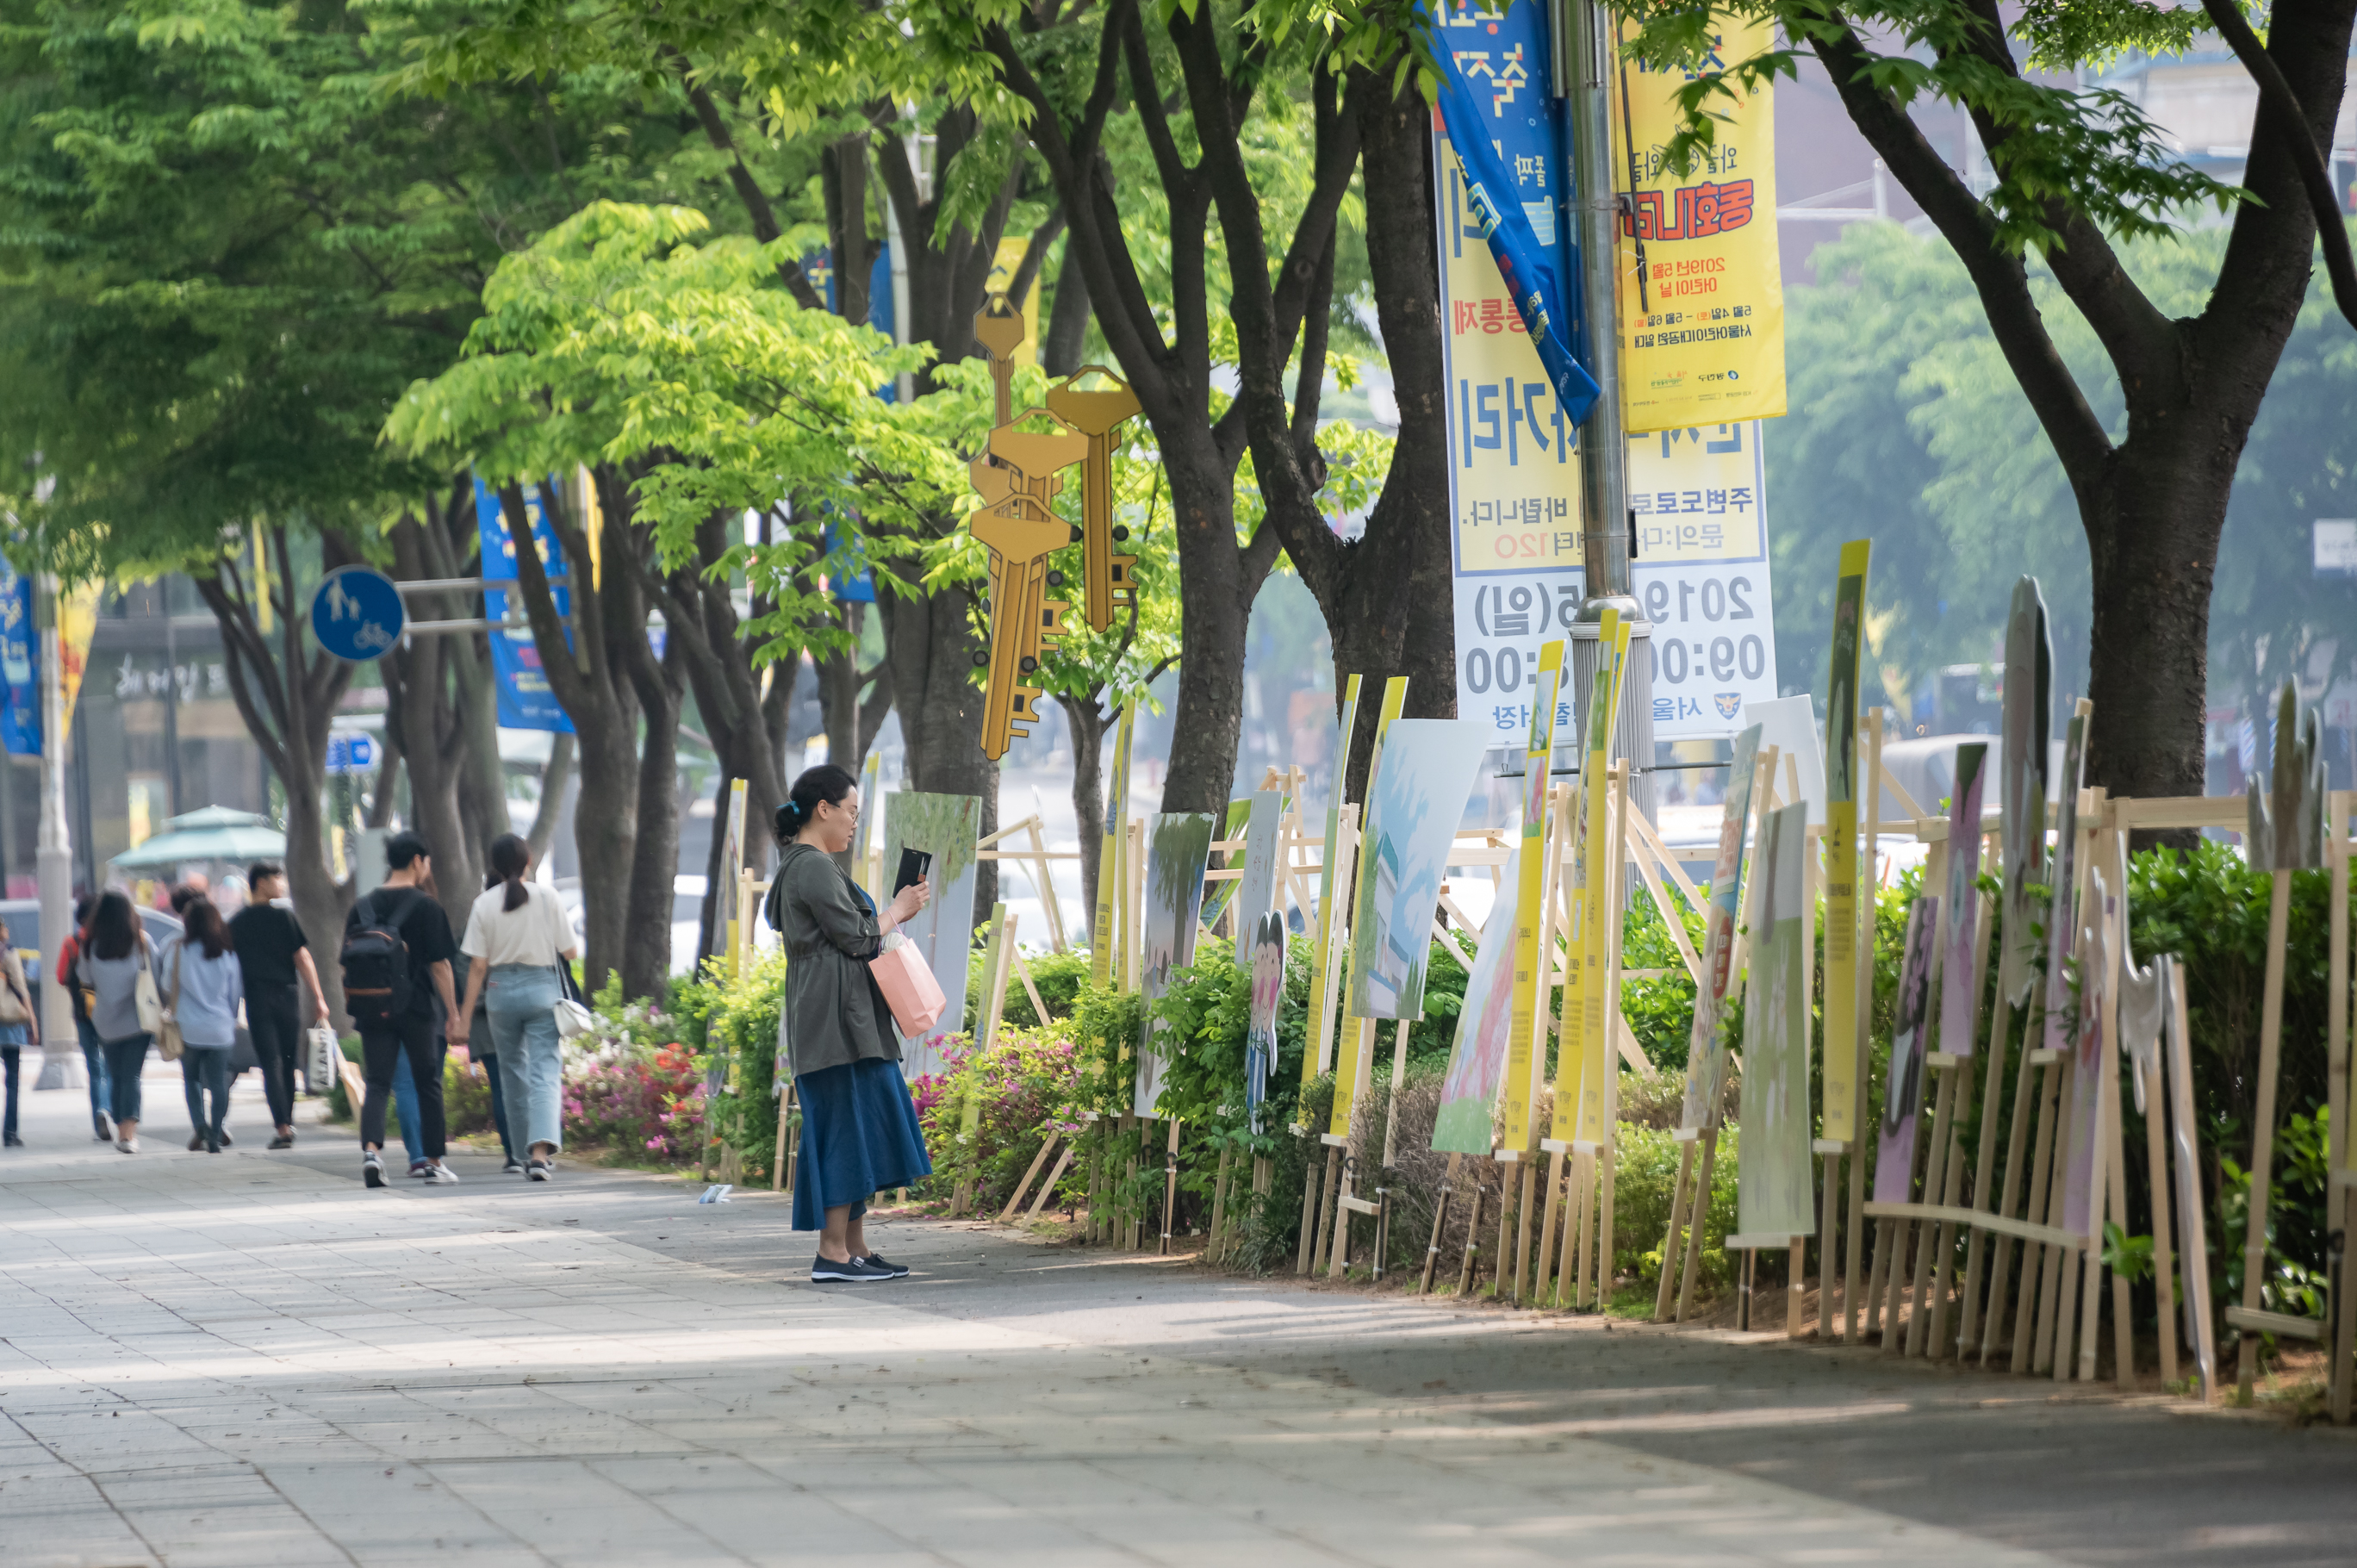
[1042,239,1091,377]
[622,628,686,1000]
[875,579,998,930]
[192,525,357,1025]
[526,733,573,862]
[1061,693,1108,924]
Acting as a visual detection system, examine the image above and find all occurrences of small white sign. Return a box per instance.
[2316,519,2357,576]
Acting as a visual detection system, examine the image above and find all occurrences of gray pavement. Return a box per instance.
[3,1060,2353,1566]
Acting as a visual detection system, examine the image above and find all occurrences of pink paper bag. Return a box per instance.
[870,940,946,1038]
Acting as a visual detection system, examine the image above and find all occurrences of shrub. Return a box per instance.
[912,1024,1085,1213]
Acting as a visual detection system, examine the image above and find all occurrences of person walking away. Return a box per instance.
[766,765,933,1283]
[55,897,111,1141]
[164,901,243,1153]
[452,952,520,1173]
[78,892,156,1153]
[0,918,37,1146]
[451,834,577,1182]
[343,831,461,1187]
[228,862,327,1149]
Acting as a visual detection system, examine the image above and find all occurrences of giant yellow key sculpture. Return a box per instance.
[1044,366,1141,632]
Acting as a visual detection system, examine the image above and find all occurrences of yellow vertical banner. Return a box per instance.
[719,779,748,979]
[1501,643,1565,1151]
[1091,701,1136,989]
[1328,677,1408,1139]
[1821,540,1872,1142]
[1572,617,1632,1148]
[1303,675,1365,1096]
[1614,16,1787,432]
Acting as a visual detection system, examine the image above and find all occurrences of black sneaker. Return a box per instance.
[810,1254,893,1284]
[363,1151,387,1188]
[269,1133,295,1150]
[860,1254,911,1278]
[502,1155,525,1175]
[527,1159,553,1182]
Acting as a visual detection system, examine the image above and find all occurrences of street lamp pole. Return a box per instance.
[33,571,76,1087]
[1561,0,1655,814]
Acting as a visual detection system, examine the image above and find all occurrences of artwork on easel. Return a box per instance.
[1230,789,1287,965]
[1198,797,1253,935]
[1245,909,1287,1134]
[1872,893,1940,1204]
[2040,712,2092,1056]
[1433,846,1523,1154]
[1999,576,2052,1006]
[1133,811,1217,1115]
[1678,722,1763,1134]
[1821,538,1870,1144]
[2058,868,2113,1236]
[1738,801,1816,1239]
[880,791,981,1078]
[1346,719,1491,1020]
[1937,743,1988,1055]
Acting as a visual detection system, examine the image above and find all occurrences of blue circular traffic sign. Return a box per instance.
[309,566,405,662]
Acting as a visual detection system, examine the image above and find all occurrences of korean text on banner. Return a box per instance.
[474,479,575,734]
[1614,16,1787,432]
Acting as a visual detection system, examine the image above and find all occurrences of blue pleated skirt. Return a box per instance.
[791,1056,934,1230]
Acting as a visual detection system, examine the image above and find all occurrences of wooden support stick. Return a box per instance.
[772,1083,794,1194]
[1570,1151,1595,1308]
[1956,831,2011,1360]
[1676,1125,1720,1322]
[1819,1145,1841,1341]
[1656,1139,1697,1322]
[999,1133,1062,1223]
[1206,1146,1234,1261]
[1458,1185,1486,1296]
[1906,1064,1961,1356]
[1536,1148,1567,1308]
[1869,1216,1898,1347]
[1309,1144,1340,1275]
[1980,1035,2046,1366]
[2018,1055,2069,1374]
[1845,714,1884,1343]
[1025,1146,1074,1222]
[2236,873,2296,1404]
[1789,1236,1807,1338]
[1297,1139,1326,1273]
[1421,1154,1462,1294]
[1495,1157,1519,1300]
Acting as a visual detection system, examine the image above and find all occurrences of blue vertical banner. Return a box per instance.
[0,558,36,756]
[474,479,576,733]
[1429,0,1600,426]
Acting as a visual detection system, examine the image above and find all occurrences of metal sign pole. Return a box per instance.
[1560,0,1655,818]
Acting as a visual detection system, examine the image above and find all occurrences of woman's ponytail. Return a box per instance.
[486,833,532,912]
[776,763,858,843]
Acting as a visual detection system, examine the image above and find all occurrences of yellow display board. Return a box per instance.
[1564,615,1632,1148]
[1501,642,1565,1150]
[1820,539,1871,1142]
[1613,16,1787,432]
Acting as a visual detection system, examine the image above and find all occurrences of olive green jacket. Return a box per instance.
[767,843,899,1076]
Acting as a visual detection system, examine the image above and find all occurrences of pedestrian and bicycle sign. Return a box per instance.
[309,566,405,662]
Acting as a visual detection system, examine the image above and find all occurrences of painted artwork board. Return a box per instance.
[2059,868,2113,1237]
[1738,801,1815,1239]
[1346,719,1490,1020]
[1679,723,1763,1133]
[1245,909,1287,1133]
[1999,577,2052,1007]
[880,791,982,1078]
[1230,790,1287,966]
[1433,846,1523,1154]
[1872,893,1940,1204]
[1133,812,1218,1116]
[1937,744,1988,1056]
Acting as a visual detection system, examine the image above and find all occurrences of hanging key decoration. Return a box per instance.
[973,492,1070,759]
[1044,365,1142,632]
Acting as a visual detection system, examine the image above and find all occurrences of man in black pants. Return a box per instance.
[228,862,332,1148]
[347,831,462,1187]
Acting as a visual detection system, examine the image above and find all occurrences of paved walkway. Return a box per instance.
[3,1064,2353,1566]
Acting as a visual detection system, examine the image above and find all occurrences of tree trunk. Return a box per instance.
[2081,424,2238,812]
[623,631,685,999]
[1042,240,1091,376]
[1326,74,1458,798]
[1061,693,1108,925]
[1160,430,1258,816]
[526,733,573,862]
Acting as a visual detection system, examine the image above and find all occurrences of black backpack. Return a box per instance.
[340,888,416,1024]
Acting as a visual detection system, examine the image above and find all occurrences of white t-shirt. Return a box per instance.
[459,881,573,968]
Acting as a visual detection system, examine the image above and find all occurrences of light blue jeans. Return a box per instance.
[488,964,563,1153]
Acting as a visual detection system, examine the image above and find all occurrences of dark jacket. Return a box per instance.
[767,843,898,1076]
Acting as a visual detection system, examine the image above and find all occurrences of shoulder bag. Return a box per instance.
[551,955,594,1039]
[0,955,28,1025]
[137,936,172,1054]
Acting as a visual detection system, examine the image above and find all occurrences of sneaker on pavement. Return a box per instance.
[527,1159,553,1182]
[117,1137,139,1154]
[809,1254,893,1284]
[424,1163,460,1185]
[188,1134,206,1151]
[502,1156,525,1174]
[218,1130,233,1148]
[407,1160,432,1179]
[268,1134,295,1150]
[859,1254,911,1278]
[363,1151,387,1188]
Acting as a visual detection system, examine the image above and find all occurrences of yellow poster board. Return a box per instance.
[1613,16,1787,432]
[1501,642,1565,1150]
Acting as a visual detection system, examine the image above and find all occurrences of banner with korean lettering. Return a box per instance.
[474,479,575,734]
[0,559,34,756]
[1614,16,1786,432]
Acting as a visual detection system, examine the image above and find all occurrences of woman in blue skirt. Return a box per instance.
[767,764,933,1283]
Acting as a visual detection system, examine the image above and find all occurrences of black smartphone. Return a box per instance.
[893,849,933,897]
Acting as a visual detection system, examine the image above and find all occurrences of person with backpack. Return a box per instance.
[0,917,37,1147]
[77,891,157,1154]
[450,834,578,1182]
[229,862,328,1148]
[343,831,461,1187]
[56,896,112,1142]
[162,900,243,1154]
